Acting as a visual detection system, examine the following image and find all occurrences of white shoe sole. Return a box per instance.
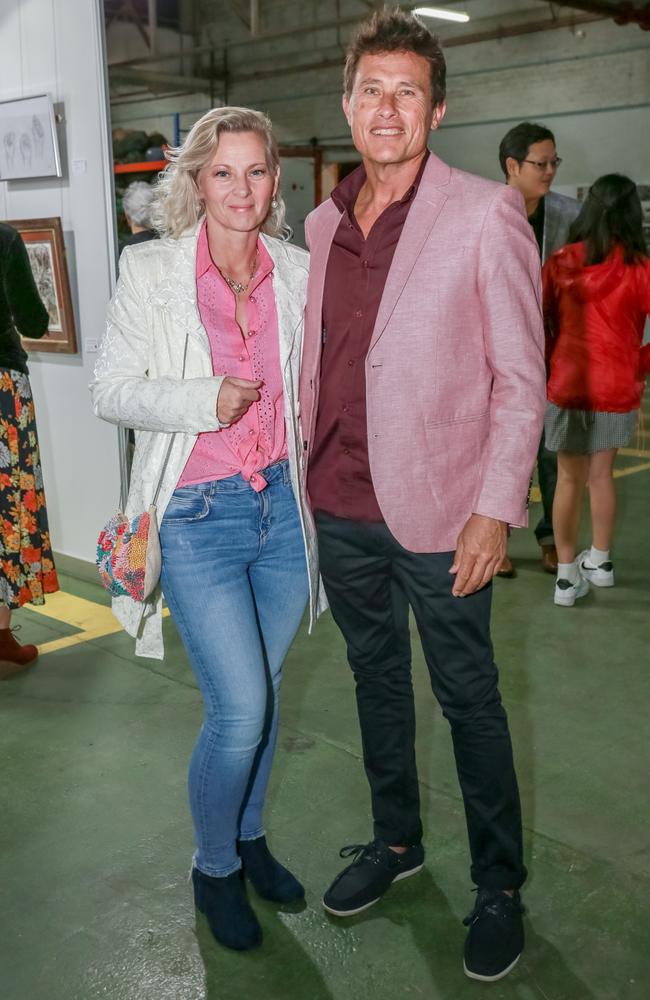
[554,578,589,607]
[581,570,614,588]
[321,863,424,917]
[464,952,521,982]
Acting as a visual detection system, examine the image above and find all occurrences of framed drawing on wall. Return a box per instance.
[8,217,78,354]
[0,94,62,180]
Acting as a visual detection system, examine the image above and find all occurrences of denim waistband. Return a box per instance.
[174,460,291,495]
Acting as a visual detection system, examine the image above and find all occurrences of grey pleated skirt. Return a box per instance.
[544,403,638,454]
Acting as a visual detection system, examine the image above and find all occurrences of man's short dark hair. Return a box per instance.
[343,6,446,106]
[498,122,556,177]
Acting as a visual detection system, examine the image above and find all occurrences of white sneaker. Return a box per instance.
[554,575,590,607]
[578,550,615,588]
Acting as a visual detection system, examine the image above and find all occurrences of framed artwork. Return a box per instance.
[8,217,78,354]
[0,94,62,181]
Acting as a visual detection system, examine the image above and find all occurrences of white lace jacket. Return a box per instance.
[91,225,326,659]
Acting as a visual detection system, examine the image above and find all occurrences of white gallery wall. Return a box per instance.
[0,0,120,565]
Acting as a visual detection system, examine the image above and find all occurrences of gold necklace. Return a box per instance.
[219,248,259,295]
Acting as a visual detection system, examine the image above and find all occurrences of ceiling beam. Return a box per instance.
[552,1,650,28]
[228,12,606,84]
[108,66,222,92]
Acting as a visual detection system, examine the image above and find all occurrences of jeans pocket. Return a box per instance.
[162,486,212,525]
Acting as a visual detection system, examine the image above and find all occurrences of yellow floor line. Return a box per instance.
[29,591,117,631]
[619,447,650,459]
[28,591,169,656]
[613,461,650,479]
[38,623,124,656]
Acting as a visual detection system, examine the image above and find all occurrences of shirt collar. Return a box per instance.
[250,238,274,293]
[331,149,430,216]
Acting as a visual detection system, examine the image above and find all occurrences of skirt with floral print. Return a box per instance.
[0,368,59,609]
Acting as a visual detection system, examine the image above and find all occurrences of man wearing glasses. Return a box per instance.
[497,122,580,577]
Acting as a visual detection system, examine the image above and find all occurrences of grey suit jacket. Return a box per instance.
[542,190,581,263]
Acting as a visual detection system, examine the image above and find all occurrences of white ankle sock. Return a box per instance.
[557,560,579,584]
[589,546,609,567]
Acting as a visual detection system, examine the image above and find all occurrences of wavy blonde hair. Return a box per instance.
[152,106,288,239]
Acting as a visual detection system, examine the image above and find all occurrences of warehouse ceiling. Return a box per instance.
[555,1,649,25]
[104,0,650,101]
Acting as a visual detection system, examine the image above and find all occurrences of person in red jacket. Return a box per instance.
[542,173,650,607]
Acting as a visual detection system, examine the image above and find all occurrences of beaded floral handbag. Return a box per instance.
[96,507,161,601]
[95,334,189,602]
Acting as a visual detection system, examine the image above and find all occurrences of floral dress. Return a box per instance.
[0,368,59,608]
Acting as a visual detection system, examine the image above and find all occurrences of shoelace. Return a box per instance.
[338,841,383,865]
[463,888,525,926]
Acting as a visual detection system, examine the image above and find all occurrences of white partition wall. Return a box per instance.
[0,0,120,566]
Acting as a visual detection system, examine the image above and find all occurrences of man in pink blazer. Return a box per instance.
[299,9,545,982]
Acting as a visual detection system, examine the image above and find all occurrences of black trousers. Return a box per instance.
[315,512,527,891]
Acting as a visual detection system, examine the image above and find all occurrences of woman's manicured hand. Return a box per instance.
[217,377,262,425]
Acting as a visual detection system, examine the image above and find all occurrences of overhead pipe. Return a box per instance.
[554,2,650,29]
[250,0,260,37]
[109,67,221,92]
[148,0,157,52]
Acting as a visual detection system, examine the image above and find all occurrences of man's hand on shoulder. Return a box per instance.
[449,514,507,597]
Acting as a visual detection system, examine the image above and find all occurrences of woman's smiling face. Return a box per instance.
[196,130,278,236]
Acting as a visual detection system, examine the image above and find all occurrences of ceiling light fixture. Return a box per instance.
[413,7,470,23]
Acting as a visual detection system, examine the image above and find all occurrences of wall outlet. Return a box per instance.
[84,338,99,353]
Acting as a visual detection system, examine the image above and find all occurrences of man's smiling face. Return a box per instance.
[343,50,445,169]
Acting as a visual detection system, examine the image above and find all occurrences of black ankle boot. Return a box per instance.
[191,867,262,951]
[238,836,305,903]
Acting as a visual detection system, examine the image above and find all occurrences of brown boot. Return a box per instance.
[0,628,38,680]
[541,544,558,574]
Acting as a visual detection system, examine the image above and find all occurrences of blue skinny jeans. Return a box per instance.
[159,460,309,877]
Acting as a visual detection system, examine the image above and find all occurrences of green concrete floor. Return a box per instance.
[2,451,649,1000]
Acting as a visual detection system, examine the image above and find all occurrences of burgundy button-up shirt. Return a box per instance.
[308,153,429,521]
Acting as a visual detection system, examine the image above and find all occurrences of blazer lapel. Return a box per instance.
[369,155,450,350]
[305,202,342,337]
[262,236,305,369]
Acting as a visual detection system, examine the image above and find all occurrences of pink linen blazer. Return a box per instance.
[299,152,546,553]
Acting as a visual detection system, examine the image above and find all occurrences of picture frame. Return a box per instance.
[8,217,78,354]
[0,94,62,181]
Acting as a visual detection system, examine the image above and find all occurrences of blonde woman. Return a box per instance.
[92,108,324,951]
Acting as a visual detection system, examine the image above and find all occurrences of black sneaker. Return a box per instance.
[322,839,424,917]
[463,888,525,981]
